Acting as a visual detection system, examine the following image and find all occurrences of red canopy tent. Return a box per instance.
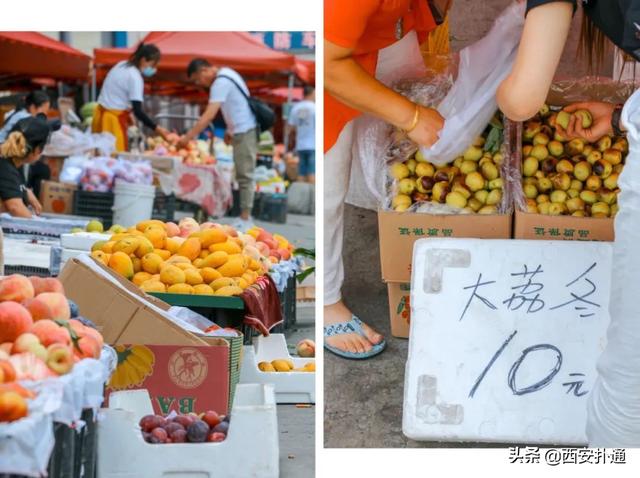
[94,32,299,86]
[0,32,91,83]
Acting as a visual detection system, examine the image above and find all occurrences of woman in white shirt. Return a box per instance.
[92,43,170,151]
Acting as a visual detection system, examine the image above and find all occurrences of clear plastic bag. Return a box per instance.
[79,157,117,192]
[43,125,115,157]
[59,155,89,185]
[418,0,525,165]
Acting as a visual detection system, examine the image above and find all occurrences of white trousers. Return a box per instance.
[587,90,640,446]
[323,31,426,305]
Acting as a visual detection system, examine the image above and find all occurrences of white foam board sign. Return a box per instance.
[404,238,612,445]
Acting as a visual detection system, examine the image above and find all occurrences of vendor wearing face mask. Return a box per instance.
[0,117,51,218]
[92,43,171,151]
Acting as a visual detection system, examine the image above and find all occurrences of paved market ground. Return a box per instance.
[324,205,514,448]
[220,213,316,475]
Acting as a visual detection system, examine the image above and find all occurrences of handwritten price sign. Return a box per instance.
[403,239,612,445]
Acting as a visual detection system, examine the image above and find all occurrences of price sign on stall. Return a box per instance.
[403,239,612,445]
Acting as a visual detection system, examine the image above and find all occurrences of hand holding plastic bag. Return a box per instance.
[419,0,526,165]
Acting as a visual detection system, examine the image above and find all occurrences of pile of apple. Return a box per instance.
[146,136,215,166]
[90,218,294,297]
[139,410,229,444]
[520,105,628,217]
[0,275,104,383]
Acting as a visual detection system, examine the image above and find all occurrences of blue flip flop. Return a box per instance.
[324,316,386,359]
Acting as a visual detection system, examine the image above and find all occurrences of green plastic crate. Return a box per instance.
[149,292,244,310]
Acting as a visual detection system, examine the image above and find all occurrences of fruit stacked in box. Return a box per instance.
[520,105,628,217]
[139,409,230,444]
[257,359,315,373]
[388,118,505,213]
[0,275,104,423]
[146,135,216,166]
[89,218,294,297]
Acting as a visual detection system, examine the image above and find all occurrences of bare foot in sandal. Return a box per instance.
[324,300,384,357]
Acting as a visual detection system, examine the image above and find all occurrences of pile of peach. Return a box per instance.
[0,275,104,381]
[90,218,295,296]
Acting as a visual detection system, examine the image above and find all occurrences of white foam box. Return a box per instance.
[98,384,279,478]
[60,232,111,251]
[3,238,52,268]
[239,334,315,404]
[403,238,612,445]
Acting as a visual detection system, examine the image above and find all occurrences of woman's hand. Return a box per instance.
[406,106,445,148]
[25,189,42,216]
[156,126,172,142]
[557,101,616,142]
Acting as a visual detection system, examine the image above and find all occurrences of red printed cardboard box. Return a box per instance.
[59,258,234,414]
[104,343,230,415]
[40,180,76,215]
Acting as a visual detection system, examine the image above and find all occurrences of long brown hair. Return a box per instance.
[578,14,610,71]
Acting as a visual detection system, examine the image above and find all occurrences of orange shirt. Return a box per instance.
[324,0,437,152]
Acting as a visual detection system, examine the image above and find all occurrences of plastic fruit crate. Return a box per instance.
[256,193,287,224]
[73,190,114,229]
[97,385,279,478]
[239,334,315,404]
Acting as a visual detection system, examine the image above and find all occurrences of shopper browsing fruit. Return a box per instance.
[92,43,172,152]
[180,59,258,231]
[323,0,452,359]
[0,117,50,218]
[497,0,635,140]
[286,86,316,184]
[0,91,51,143]
[499,0,640,447]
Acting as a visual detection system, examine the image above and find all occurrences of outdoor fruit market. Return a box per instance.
[0,29,315,478]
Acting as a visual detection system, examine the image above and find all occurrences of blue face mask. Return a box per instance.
[142,66,157,78]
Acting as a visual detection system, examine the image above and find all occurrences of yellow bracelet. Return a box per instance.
[404,104,420,133]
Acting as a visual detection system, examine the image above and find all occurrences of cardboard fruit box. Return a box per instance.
[513,80,633,242]
[40,180,77,215]
[59,256,242,413]
[387,282,411,339]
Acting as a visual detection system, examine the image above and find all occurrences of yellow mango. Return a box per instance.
[258,362,276,372]
[209,240,241,255]
[160,265,186,285]
[101,241,116,253]
[108,251,134,279]
[198,228,228,247]
[113,237,140,255]
[218,258,246,278]
[164,237,180,254]
[202,251,228,269]
[154,249,171,261]
[132,271,153,286]
[140,280,166,293]
[177,238,201,261]
[134,237,154,258]
[200,267,222,283]
[141,253,164,274]
[144,226,167,249]
[184,269,204,286]
[167,283,194,294]
[214,285,244,297]
[193,284,215,295]
[210,277,236,291]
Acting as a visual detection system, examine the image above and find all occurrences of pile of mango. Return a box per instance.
[258,359,315,373]
[89,218,294,296]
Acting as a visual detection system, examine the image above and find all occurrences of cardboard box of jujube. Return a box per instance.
[379,117,515,337]
[513,80,634,241]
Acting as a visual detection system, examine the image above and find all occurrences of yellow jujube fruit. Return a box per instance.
[209,240,241,255]
[140,280,166,293]
[167,283,194,294]
[177,237,201,261]
[210,277,236,291]
[202,251,228,269]
[200,267,222,283]
[193,284,215,295]
[108,251,134,279]
[141,253,164,274]
[214,285,243,297]
[160,265,186,285]
[132,272,153,286]
[184,269,204,285]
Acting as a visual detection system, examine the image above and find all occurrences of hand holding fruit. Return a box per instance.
[405,105,444,148]
[176,135,190,149]
[155,126,173,143]
[556,102,616,143]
